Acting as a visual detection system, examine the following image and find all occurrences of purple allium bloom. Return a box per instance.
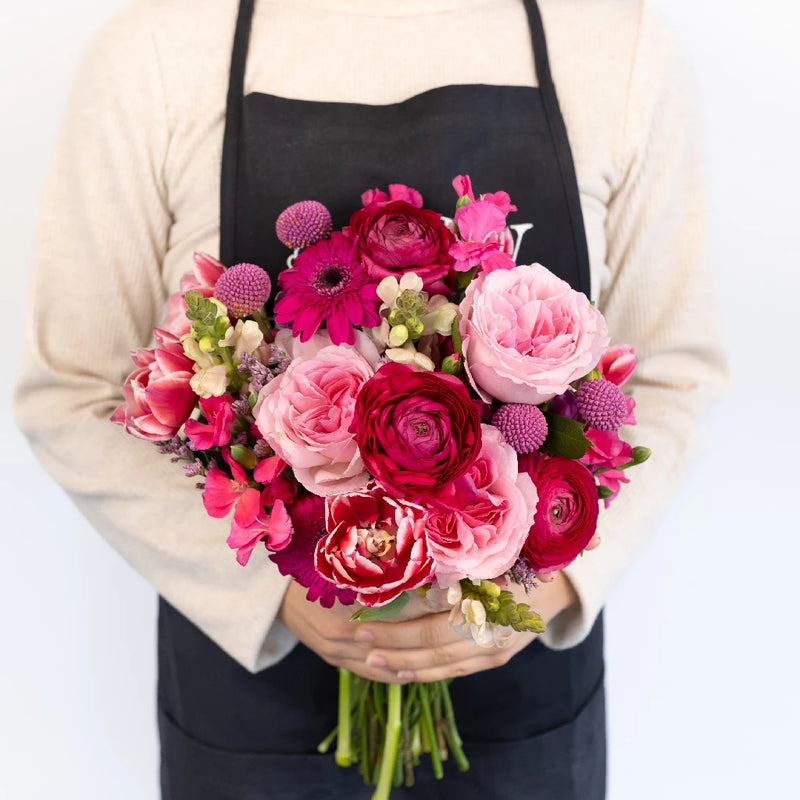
[274,232,381,346]
[276,200,333,250]
[269,494,356,608]
[214,263,272,318]
[576,379,627,431]
[492,403,548,454]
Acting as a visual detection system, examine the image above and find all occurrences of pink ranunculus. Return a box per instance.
[353,362,482,500]
[162,253,225,336]
[518,453,599,573]
[581,428,634,508]
[425,425,539,587]
[346,199,454,294]
[459,264,610,405]
[184,394,236,450]
[597,344,637,387]
[111,329,197,441]
[315,484,436,607]
[253,344,375,496]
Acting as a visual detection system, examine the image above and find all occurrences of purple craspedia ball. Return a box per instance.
[576,379,628,431]
[492,403,548,454]
[276,200,333,250]
[214,263,272,318]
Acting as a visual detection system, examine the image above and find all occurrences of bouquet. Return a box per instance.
[113,175,648,799]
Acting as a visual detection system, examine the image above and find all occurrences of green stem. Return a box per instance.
[418,684,444,779]
[440,680,470,772]
[336,668,352,767]
[317,725,338,755]
[372,683,402,800]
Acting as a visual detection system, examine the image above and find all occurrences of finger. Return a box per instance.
[355,611,463,650]
[364,637,482,674]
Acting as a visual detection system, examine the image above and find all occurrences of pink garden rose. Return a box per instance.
[253,344,375,496]
[459,264,610,404]
[315,483,436,606]
[518,453,599,573]
[111,328,197,441]
[347,195,454,294]
[425,425,538,587]
[162,253,225,337]
[353,362,482,500]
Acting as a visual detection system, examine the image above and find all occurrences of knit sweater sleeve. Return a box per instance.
[540,1,728,649]
[14,4,295,672]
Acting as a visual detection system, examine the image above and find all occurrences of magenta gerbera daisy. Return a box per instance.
[274,232,381,346]
[269,494,356,608]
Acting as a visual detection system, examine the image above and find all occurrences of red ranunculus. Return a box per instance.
[347,199,454,294]
[353,363,482,500]
[315,483,436,606]
[518,453,599,573]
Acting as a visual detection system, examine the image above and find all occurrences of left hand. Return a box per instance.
[354,571,578,684]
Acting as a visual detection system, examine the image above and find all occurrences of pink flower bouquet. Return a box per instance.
[113,175,649,799]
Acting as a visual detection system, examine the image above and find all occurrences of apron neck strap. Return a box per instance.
[524,0,592,296]
[220,0,256,266]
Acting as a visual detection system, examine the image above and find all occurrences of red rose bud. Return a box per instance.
[518,453,599,573]
[353,362,482,500]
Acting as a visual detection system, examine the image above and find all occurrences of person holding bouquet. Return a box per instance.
[15,1,727,798]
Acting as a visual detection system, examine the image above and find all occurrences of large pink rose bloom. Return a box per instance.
[254,344,374,496]
[459,264,610,404]
[111,329,197,441]
[426,425,538,587]
[315,484,436,607]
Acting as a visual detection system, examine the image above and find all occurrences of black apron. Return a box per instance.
[158,1,606,797]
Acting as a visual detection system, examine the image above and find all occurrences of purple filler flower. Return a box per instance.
[269,494,356,608]
[274,232,381,346]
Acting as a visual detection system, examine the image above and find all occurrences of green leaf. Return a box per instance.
[597,484,614,500]
[540,411,592,459]
[350,592,410,622]
[450,315,463,354]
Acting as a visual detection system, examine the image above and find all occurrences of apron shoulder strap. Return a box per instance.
[220,0,256,266]
[524,0,592,297]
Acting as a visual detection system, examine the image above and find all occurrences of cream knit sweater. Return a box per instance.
[16,0,727,671]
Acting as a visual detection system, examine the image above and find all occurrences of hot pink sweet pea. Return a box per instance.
[518,453,599,573]
[315,484,436,607]
[111,329,197,441]
[162,253,225,337]
[347,197,454,294]
[450,175,517,273]
[459,264,610,404]
[581,428,633,508]
[425,425,538,587]
[361,183,424,209]
[353,362,482,501]
[253,344,375,496]
[184,395,236,450]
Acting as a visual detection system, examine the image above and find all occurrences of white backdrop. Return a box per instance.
[2,1,797,797]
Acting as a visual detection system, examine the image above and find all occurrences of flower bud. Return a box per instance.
[441,353,463,375]
[198,336,216,353]
[388,324,409,347]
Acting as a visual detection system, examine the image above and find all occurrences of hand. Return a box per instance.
[278,573,578,684]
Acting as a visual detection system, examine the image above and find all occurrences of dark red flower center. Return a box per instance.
[312,262,350,296]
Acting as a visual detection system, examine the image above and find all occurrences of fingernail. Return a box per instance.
[366,653,386,668]
[397,670,414,680]
[355,628,374,644]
